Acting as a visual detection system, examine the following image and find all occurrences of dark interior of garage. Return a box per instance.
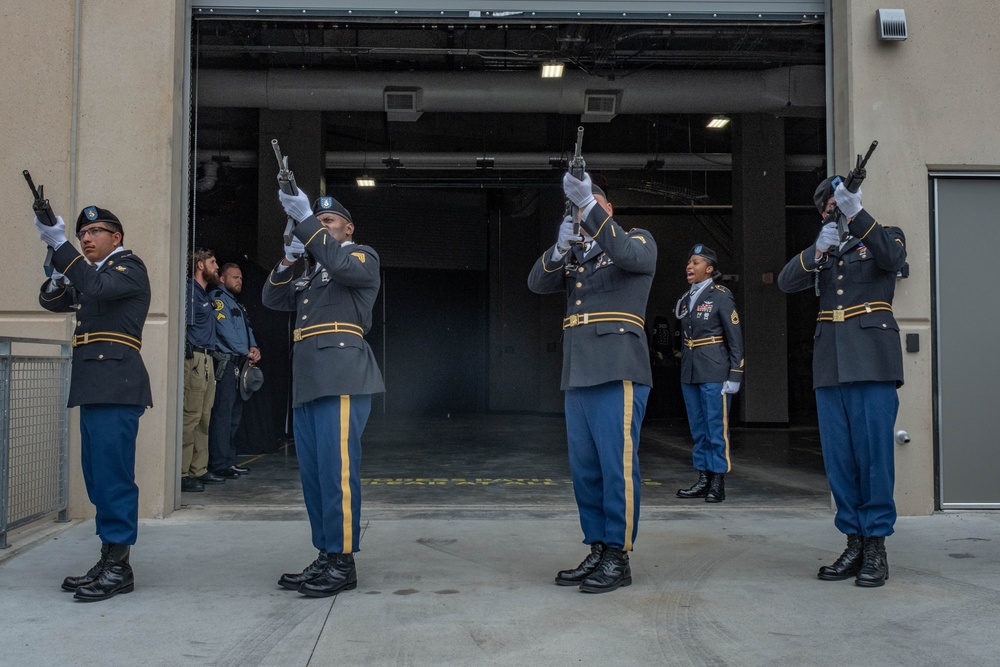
[185,14,831,506]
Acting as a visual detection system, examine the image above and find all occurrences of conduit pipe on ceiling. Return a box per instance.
[195,66,824,114]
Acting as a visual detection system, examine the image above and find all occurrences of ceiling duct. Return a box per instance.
[581,92,619,123]
[196,67,825,116]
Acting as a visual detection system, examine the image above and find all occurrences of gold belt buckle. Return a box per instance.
[293,328,303,342]
[568,314,580,327]
[685,339,694,349]
[832,310,845,323]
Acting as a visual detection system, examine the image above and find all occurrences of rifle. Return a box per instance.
[568,126,586,239]
[832,140,878,241]
[23,170,58,276]
[271,139,299,249]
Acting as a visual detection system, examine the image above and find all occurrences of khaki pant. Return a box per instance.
[182,351,216,477]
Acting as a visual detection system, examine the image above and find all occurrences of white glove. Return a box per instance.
[563,171,596,210]
[722,381,741,395]
[815,221,840,254]
[278,187,313,223]
[284,236,306,262]
[34,215,67,249]
[556,215,578,253]
[834,182,863,219]
[45,269,68,293]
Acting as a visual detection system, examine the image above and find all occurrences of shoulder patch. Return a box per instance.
[216,312,226,321]
[213,299,225,311]
[630,235,648,244]
[715,284,730,293]
[351,252,367,263]
[731,310,740,325]
[114,265,128,272]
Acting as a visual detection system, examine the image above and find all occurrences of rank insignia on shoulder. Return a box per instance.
[114,265,127,272]
[213,299,224,311]
[631,235,648,244]
[216,312,226,321]
[351,252,366,263]
[715,285,729,293]
[731,310,740,325]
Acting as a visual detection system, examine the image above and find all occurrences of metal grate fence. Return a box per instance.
[0,337,70,548]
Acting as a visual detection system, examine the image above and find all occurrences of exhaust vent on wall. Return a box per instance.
[876,9,908,41]
[384,87,423,121]
[581,91,619,123]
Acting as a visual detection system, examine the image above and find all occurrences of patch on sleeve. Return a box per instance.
[631,235,648,244]
[216,312,226,321]
[213,299,225,311]
[351,252,367,263]
[731,310,740,325]
[114,265,128,273]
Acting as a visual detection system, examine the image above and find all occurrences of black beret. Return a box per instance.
[592,183,607,200]
[312,196,353,224]
[813,175,844,214]
[688,244,718,267]
[76,205,122,233]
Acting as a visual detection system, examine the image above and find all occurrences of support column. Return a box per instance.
[732,114,788,423]
[257,111,324,268]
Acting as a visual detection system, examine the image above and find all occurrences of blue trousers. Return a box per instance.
[79,404,144,545]
[815,382,898,537]
[208,360,244,472]
[293,394,371,554]
[565,381,650,552]
[681,382,732,474]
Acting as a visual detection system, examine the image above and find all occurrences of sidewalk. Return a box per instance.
[2,508,999,666]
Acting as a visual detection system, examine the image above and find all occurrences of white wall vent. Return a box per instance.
[383,88,423,121]
[581,92,620,123]
[877,9,908,41]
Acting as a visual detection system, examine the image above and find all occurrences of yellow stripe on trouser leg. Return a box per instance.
[622,380,635,552]
[340,395,353,552]
[722,392,731,473]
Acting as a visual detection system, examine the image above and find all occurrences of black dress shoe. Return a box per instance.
[230,464,249,474]
[677,471,711,498]
[579,548,632,593]
[74,544,134,602]
[195,471,226,484]
[299,553,357,597]
[181,476,205,492]
[817,534,864,581]
[705,473,726,503]
[279,551,329,590]
[855,536,889,588]
[212,467,240,479]
[555,543,606,586]
[62,543,111,592]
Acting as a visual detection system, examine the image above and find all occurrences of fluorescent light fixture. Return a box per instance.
[356,175,376,187]
[541,61,564,78]
[707,116,731,129]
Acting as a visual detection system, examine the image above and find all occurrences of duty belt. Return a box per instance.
[684,335,724,349]
[71,331,142,352]
[562,311,645,330]
[293,321,364,342]
[816,301,893,323]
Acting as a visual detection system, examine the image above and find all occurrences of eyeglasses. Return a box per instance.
[76,227,115,240]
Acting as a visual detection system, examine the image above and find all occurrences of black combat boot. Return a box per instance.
[676,471,711,499]
[299,553,357,597]
[279,550,330,590]
[705,473,726,503]
[555,543,606,586]
[62,543,111,592]
[817,534,864,581]
[579,548,632,593]
[855,536,889,588]
[73,544,133,602]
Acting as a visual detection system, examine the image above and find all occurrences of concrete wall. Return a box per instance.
[0,1,186,520]
[833,0,1000,515]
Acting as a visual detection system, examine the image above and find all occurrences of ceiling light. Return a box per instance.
[356,174,376,187]
[707,116,731,129]
[540,61,564,78]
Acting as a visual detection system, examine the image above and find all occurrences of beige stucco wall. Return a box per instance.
[0,1,186,520]
[834,0,1000,515]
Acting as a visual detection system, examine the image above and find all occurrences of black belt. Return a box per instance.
[191,346,213,355]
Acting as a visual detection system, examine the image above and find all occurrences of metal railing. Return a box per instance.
[0,337,71,548]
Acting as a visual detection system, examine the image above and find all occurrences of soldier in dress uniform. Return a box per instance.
[528,173,657,594]
[264,191,384,598]
[36,206,152,602]
[208,263,261,478]
[778,177,907,588]
[674,245,744,503]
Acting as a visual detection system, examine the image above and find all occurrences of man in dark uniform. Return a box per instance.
[182,249,225,492]
[778,178,906,588]
[208,263,261,478]
[528,173,657,594]
[264,192,384,598]
[36,206,152,602]
[674,245,744,503]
